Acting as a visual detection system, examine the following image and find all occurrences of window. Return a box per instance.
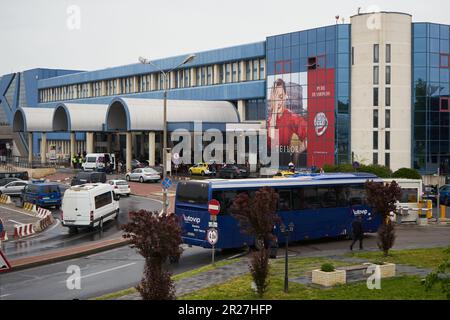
[317,187,337,208]
[351,47,355,65]
[207,66,213,85]
[385,131,391,150]
[226,64,231,83]
[386,44,391,63]
[252,59,258,80]
[176,181,209,205]
[373,66,379,84]
[246,60,252,80]
[373,88,379,106]
[386,66,391,85]
[373,152,378,165]
[374,44,379,63]
[373,110,378,128]
[385,109,391,128]
[292,187,320,210]
[278,189,292,211]
[385,153,390,168]
[440,97,450,112]
[385,87,391,107]
[95,191,112,209]
[259,59,265,79]
[347,185,367,206]
[373,131,378,149]
[232,63,237,82]
[440,54,450,68]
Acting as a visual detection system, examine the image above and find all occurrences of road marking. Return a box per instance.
[8,219,24,225]
[0,204,37,218]
[0,294,12,298]
[59,262,137,283]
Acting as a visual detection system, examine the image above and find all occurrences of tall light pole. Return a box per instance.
[139,54,195,214]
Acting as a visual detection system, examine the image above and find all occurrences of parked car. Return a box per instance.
[217,164,250,179]
[71,171,107,186]
[61,183,120,232]
[0,180,31,196]
[188,163,211,176]
[273,170,298,179]
[20,182,62,209]
[130,159,144,170]
[0,171,29,181]
[422,185,437,204]
[0,177,21,187]
[126,167,161,183]
[107,179,131,197]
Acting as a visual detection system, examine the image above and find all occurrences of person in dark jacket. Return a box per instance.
[350,214,364,250]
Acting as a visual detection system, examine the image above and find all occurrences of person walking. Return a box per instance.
[350,214,364,251]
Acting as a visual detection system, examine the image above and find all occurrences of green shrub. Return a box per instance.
[320,263,335,272]
[392,168,422,180]
[358,164,392,178]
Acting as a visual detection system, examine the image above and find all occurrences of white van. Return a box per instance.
[61,183,120,231]
[82,153,116,172]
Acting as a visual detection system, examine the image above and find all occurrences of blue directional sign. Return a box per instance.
[0,218,3,234]
[162,177,172,189]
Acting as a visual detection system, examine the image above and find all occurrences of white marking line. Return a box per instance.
[0,294,12,298]
[59,262,137,283]
[0,204,37,218]
[8,219,24,225]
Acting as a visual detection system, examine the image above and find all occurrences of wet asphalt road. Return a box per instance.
[0,195,162,260]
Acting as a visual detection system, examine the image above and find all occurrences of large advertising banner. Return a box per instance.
[267,67,335,169]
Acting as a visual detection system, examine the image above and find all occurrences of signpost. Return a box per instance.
[207,199,220,265]
[161,177,172,210]
[0,250,11,273]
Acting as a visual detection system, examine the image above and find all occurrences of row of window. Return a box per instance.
[373,87,391,107]
[39,59,266,103]
[373,66,391,85]
[212,184,368,215]
[373,44,391,64]
[373,109,391,129]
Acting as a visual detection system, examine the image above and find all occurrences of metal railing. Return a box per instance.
[0,156,71,169]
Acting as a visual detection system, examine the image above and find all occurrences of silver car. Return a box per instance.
[125,167,161,183]
[0,180,31,196]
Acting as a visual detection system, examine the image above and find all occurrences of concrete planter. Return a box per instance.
[364,262,396,278]
[311,269,346,287]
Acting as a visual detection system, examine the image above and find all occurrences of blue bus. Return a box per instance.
[175,173,383,249]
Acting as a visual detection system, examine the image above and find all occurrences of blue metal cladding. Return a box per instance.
[37,42,266,89]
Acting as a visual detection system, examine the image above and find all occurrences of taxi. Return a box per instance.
[188,163,211,176]
[272,170,297,179]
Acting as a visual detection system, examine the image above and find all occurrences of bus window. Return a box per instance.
[317,187,337,208]
[335,186,349,207]
[293,187,319,210]
[278,189,292,211]
[348,184,367,206]
[400,188,418,203]
[176,182,209,204]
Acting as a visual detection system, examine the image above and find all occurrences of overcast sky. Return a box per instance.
[0,0,449,75]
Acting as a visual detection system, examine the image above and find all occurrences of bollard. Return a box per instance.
[426,200,433,219]
[441,205,447,224]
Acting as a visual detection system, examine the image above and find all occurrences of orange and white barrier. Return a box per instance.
[33,214,55,233]
[23,202,37,213]
[13,224,35,238]
[0,194,12,204]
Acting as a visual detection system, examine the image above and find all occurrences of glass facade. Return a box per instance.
[266,24,350,167]
[413,23,450,174]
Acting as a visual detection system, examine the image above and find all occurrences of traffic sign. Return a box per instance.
[0,250,11,273]
[208,221,218,228]
[208,199,220,215]
[0,218,4,234]
[173,153,179,160]
[206,228,219,246]
[162,177,172,189]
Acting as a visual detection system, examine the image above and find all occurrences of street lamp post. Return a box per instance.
[139,54,195,214]
[280,222,294,293]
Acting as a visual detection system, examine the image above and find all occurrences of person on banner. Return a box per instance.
[267,78,307,157]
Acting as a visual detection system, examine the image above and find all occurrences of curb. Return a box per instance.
[9,237,130,272]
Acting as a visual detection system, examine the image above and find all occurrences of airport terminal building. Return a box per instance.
[1,11,449,174]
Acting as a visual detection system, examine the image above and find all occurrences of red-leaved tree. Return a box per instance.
[365,180,402,256]
[231,187,280,297]
[122,210,183,300]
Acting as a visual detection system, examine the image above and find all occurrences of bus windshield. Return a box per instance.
[176,181,209,205]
